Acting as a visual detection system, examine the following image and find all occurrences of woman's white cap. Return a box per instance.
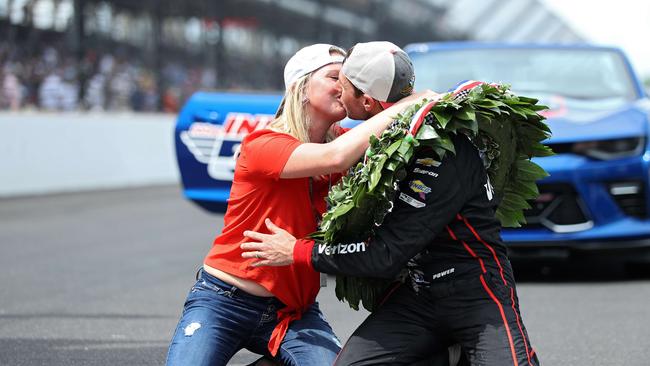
[283,44,346,89]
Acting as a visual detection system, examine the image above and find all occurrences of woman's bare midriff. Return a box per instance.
[203,264,275,297]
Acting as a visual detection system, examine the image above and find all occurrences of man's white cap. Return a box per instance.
[342,41,415,104]
[283,43,346,89]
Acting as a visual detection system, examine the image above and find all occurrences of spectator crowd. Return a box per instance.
[0,40,219,113]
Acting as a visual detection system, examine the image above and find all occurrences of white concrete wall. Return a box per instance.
[0,112,180,197]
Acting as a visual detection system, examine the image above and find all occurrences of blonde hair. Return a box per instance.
[268,74,312,143]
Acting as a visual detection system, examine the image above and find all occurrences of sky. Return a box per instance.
[542,0,650,80]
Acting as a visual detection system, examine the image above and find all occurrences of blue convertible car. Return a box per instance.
[175,42,650,263]
[406,42,650,262]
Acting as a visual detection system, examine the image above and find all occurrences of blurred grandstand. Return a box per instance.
[0,0,584,113]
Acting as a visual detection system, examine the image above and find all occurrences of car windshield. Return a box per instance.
[411,48,637,102]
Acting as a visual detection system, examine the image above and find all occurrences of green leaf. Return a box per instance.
[416,123,439,140]
[397,138,413,156]
[329,201,355,220]
[496,207,525,228]
[500,191,532,211]
[385,158,401,171]
[437,136,456,155]
[516,159,550,181]
[384,140,402,157]
[456,106,476,121]
[517,96,539,104]
[368,155,388,192]
[526,142,555,157]
[474,100,501,109]
[510,179,540,199]
[460,117,479,134]
[432,110,453,128]
[329,189,348,203]
[369,134,379,148]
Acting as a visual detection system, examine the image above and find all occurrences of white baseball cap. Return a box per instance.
[283,43,346,89]
[276,44,346,117]
[341,41,415,104]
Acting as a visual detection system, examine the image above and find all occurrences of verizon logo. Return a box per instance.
[318,242,367,255]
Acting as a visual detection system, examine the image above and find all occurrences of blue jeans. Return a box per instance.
[166,269,341,366]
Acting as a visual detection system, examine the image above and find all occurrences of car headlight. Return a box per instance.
[572,136,645,160]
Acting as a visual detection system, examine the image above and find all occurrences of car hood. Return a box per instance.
[539,97,650,143]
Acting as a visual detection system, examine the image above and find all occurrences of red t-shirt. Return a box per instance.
[204,129,334,355]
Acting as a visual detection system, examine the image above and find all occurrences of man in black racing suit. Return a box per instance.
[243,132,540,365]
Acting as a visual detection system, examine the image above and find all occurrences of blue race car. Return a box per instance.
[406,42,650,263]
[175,92,282,212]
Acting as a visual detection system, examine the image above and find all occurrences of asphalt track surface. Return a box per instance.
[1,185,649,365]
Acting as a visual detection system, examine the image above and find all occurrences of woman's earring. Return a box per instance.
[302,97,309,105]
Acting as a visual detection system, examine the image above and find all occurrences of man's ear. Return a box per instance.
[362,94,378,112]
[362,94,384,115]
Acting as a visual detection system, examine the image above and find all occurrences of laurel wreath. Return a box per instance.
[310,82,553,311]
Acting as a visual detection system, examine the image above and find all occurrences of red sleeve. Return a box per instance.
[293,238,315,269]
[240,130,302,180]
[332,124,351,136]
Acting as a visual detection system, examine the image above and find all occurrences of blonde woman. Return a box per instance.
[166,44,422,366]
